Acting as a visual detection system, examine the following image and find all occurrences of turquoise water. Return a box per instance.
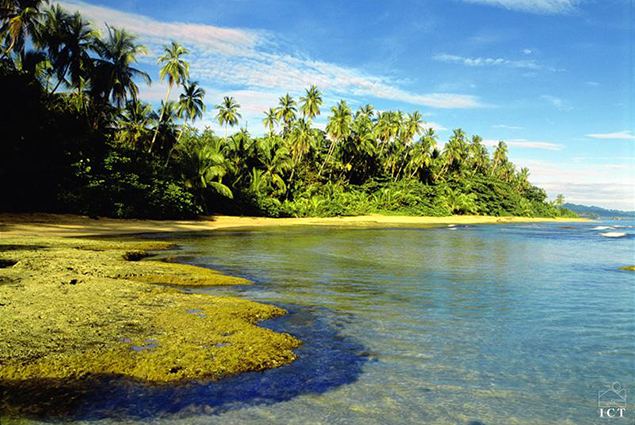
[8,221,635,424]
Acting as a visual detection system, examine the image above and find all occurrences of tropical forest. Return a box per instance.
[0,1,575,219]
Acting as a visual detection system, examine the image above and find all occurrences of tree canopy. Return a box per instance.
[0,2,576,219]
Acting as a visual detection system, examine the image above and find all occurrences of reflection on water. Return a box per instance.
[3,221,635,425]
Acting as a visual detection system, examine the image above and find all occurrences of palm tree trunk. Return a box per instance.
[149,83,172,153]
[317,139,337,177]
[165,117,187,166]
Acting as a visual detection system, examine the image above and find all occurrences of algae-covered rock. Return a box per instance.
[0,237,300,384]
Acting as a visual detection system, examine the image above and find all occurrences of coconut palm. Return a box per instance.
[149,41,189,152]
[493,141,508,171]
[288,118,313,189]
[51,11,99,94]
[1,0,47,58]
[180,138,233,211]
[403,111,423,146]
[117,99,156,149]
[91,25,151,107]
[262,107,279,135]
[276,93,297,133]
[215,96,241,138]
[165,80,205,165]
[320,100,352,176]
[299,85,322,122]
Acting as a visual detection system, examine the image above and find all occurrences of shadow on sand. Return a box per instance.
[1,305,371,422]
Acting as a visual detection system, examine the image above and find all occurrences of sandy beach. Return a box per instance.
[0,213,592,239]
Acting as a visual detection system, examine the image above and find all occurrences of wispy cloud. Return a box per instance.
[483,138,563,151]
[460,0,580,14]
[515,158,635,210]
[58,0,484,113]
[422,121,448,133]
[586,131,635,140]
[434,53,545,70]
[541,94,572,111]
[492,124,524,130]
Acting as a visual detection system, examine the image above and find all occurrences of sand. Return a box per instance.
[0,212,592,239]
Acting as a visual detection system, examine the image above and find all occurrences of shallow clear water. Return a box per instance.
[8,221,635,425]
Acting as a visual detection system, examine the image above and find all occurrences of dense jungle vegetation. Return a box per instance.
[0,1,576,219]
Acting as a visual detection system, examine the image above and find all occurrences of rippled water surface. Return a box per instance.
[10,221,635,425]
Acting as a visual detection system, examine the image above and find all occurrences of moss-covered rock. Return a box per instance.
[0,237,300,384]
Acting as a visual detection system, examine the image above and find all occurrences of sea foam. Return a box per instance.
[600,232,628,238]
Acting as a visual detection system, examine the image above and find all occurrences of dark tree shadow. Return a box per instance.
[1,306,371,422]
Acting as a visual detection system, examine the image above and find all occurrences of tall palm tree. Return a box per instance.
[1,0,47,58]
[299,85,322,122]
[320,100,352,176]
[262,107,279,135]
[164,80,206,165]
[149,41,189,152]
[51,11,99,94]
[91,25,151,107]
[276,93,297,133]
[288,118,313,189]
[215,96,241,138]
[34,4,67,87]
[493,140,508,171]
[404,111,423,146]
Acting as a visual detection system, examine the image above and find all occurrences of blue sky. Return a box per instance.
[58,0,634,209]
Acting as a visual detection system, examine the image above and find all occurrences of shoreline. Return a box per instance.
[0,212,592,239]
[0,211,592,417]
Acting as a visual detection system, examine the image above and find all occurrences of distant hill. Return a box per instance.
[564,203,635,219]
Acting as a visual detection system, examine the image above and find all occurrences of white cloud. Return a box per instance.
[541,94,572,111]
[514,159,635,210]
[461,0,580,14]
[585,81,600,87]
[522,48,533,55]
[58,0,484,111]
[422,121,448,133]
[492,124,524,130]
[434,53,545,70]
[586,131,635,140]
[483,138,563,151]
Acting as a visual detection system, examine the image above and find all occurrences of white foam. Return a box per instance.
[593,226,612,230]
[600,232,628,238]
[447,224,456,228]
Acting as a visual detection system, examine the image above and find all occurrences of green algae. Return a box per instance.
[620,265,635,271]
[0,236,300,385]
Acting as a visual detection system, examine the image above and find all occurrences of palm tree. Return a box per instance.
[215,96,241,138]
[149,41,189,152]
[299,85,322,122]
[91,25,151,107]
[288,118,313,189]
[162,80,206,165]
[117,99,156,149]
[258,139,292,196]
[1,0,47,58]
[180,138,233,211]
[51,11,99,94]
[403,111,423,146]
[320,100,352,176]
[493,141,508,171]
[276,93,297,133]
[262,107,279,135]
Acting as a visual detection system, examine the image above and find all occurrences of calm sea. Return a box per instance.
[8,221,635,425]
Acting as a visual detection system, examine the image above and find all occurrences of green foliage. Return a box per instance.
[0,3,577,220]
